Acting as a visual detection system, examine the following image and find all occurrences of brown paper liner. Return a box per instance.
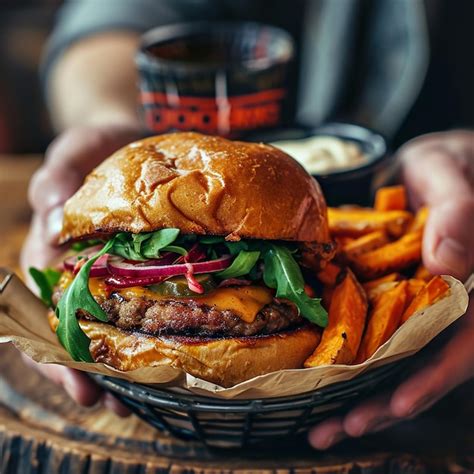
[0,267,470,399]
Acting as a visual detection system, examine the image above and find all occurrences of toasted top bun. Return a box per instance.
[59,132,330,244]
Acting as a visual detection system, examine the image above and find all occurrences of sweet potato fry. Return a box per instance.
[321,285,334,311]
[342,231,389,260]
[327,207,413,238]
[414,264,432,282]
[352,231,422,279]
[366,281,399,303]
[335,236,355,247]
[374,185,407,211]
[305,269,368,367]
[355,281,408,363]
[316,262,342,286]
[401,276,450,323]
[362,273,401,293]
[408,206,429,233]
[405,278,426,305]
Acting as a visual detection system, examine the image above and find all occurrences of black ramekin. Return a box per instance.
[247,122,390,207]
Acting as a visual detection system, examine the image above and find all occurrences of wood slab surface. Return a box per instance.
[0,155,473,473]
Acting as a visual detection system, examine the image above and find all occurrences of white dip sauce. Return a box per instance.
[272,135,367,174]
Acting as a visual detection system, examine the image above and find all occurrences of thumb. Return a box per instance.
[422,197,474,281]
[399,132,474,281]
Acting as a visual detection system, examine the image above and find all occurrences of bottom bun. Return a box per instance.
[48,312,321,387]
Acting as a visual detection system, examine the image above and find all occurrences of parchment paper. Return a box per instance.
[0,268,470,399]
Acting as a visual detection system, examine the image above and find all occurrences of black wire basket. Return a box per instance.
[92,361,405,449]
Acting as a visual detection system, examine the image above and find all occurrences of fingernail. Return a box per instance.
[435,237,468,276]
[406,395,434,418]
[371,419,395,433]
[325,432,346,449]
[46,206,64,243]
[364,416,393,434]
[103,393,117,411]
[103,394,131,417]
[62,371,77,399]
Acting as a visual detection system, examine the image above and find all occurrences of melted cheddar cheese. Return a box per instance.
[59,272,273,323]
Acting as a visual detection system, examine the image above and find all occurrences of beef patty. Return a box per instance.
[52,287,302,337]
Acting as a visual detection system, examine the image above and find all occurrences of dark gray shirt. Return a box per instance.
[43,0,429,138]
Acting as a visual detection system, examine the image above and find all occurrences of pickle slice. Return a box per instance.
[149,275,216,297]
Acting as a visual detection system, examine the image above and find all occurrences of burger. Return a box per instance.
[33,132,335,387]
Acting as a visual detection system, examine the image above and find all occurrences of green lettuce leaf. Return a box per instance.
[162,245,188,256]
[70,239,103,252]
[198,236,224,245]
[141,228,180,258]
[55,240,114,362]
[110,228,180,260]
[263,244,328,328]
[224,240,249,256]
[110,233,144,260]
[217,250,260,279]
[29,267,61,307]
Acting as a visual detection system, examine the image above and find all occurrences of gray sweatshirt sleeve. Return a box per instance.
[42,0,217,85]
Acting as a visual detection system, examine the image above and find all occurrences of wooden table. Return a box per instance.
[1,155,473,473]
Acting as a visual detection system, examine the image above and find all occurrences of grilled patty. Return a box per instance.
[52,287,302,337]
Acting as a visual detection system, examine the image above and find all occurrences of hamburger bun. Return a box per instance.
[48,312,321,387]
[59,132,330,244]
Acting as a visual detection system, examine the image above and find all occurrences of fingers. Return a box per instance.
[21,215,64,286]
[22,355,130,417]
[44,124,142,173]
[102,393,131,417]
[309,298,474,450]
[28,164,82,217]
[26,125,143,254]
[343,393,395,437]
[29,124,142,216]
[308,394,396,449]
[399,130,473,206]
[399,131,474,280]
[22,356,102,406]
[308,417,346,450]
[391,298,474,417]
[422,197,474,280]
[401,145,472,208]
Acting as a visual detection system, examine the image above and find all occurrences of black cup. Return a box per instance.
[136,22,295,137]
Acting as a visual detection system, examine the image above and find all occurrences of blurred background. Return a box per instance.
[0,0,472,154]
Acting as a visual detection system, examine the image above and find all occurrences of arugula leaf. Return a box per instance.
[132,233,153,255]
[110,233,144,260]
[29,267,61,307]
[71,239,103,252]
[217,250,260,279]
[141,228,180,258]
[162,245,188,256]
[44,268,62,286]
[199,236,225,244]
[263,244,328,328]
[224,240,249,256]
[248,263,262,281]
[108,229,180,260]
[208,248,219,260]
[56,240,114,362]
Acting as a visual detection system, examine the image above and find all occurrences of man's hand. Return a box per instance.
[20,124,142,416]
[309,130,474,449]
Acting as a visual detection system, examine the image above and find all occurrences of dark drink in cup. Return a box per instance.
[136,22,294,137]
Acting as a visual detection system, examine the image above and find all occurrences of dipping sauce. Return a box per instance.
[272,135,368,174]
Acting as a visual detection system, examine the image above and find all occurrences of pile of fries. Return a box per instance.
[305,185,451,367]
